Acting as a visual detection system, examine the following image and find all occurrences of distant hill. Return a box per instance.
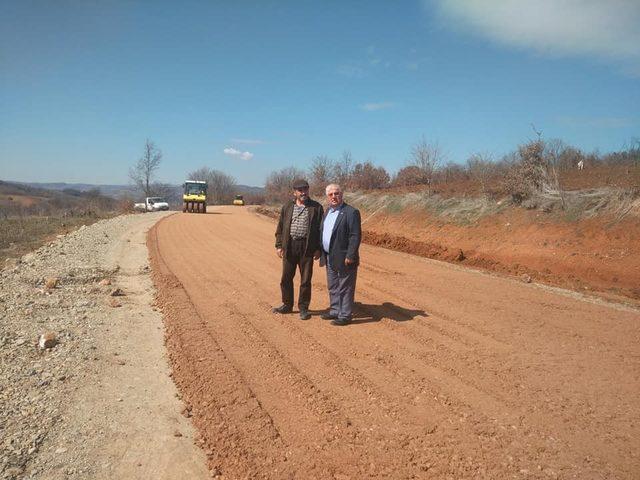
[12,182,265,199]
[0,180,118,215]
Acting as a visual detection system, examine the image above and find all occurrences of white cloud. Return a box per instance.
[223,147,254,161]
[230,138,264,145]
[361,102,396,111]
[430,0,640,72]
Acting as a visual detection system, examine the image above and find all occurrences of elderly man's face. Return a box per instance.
[326,186,343,208]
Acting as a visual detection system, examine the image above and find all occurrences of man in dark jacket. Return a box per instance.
[273,179,324,320]
[319,183,361,326]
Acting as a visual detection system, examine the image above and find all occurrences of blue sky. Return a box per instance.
[1,0,639,187]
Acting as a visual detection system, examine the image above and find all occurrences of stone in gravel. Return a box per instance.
[5,257,20,268]
[38,332,57,349]
[110,288,125,296]
[173,430,183,437]
[45,277,59,289]
[4,467,23,476]
[454,249,465,262]
[99,279,112,286]
[108,298,122,308]
[521,274,532,283]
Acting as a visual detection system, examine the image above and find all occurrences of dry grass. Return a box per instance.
[0,213,117,265]
[349,191,507,225]
[349,185,640,225]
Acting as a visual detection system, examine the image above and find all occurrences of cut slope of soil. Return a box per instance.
[362,208,640,304]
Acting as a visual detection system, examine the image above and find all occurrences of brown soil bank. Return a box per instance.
[362,208,640,304]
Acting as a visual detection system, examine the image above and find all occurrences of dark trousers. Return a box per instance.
[280,238,314,310]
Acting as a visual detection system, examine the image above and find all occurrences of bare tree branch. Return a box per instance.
[129,139,162,197]
[410,138,444,195]
[466,152,495,196]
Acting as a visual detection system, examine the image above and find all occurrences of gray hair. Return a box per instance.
[325,183,342,195]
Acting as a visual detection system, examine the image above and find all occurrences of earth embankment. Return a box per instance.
[361,207,640,304]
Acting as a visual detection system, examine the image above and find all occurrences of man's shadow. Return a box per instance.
[311,302,427,325]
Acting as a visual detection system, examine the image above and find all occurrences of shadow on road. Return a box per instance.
[310,302,427,325]
[352,302,427,324]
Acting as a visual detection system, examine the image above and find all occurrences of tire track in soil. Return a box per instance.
[150,213,443,477]
[351,250,640,476]
[149,206,640,480]
[149,224,293,479]
[352,260,639,474]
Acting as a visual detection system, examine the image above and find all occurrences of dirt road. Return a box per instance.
[149,206,640,480]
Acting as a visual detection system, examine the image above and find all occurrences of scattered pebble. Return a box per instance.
[38,331,57,349]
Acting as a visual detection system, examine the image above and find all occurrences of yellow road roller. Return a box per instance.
[183,180,207,213]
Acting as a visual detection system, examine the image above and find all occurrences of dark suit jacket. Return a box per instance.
[275,198,324,257]
[320,203,362,272]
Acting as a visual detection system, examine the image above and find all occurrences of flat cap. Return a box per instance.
[292,179,309,189]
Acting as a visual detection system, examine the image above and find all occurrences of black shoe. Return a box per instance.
[331,317,351,326]
[321,313,337,320]
[299,309,311,320]
[272,304,292,314]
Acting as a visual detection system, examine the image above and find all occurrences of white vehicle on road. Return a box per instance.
[134,197,170,212]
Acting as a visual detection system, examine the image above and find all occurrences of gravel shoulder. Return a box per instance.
[1,212,209,480]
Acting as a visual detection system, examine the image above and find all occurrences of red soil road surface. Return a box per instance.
[148,206,640,480]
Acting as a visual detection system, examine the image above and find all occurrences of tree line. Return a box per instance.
[264,136,640,206]
[128,135,639,208]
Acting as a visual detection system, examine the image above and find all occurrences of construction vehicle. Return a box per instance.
[183,180,207,213]
[233,194,245,206]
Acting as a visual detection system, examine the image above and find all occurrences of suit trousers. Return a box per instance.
[280,238,314,310]
[325,260,358,320]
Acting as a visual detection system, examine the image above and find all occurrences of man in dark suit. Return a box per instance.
[320,183,362,326]
[273,179,324,320]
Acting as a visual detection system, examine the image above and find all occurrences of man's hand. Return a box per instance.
[345,257,354,266]
[277,248,284,258]
[313,250,321,260]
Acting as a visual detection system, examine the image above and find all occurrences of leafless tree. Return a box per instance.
[335,150,354,188]
[544,139,570,209]
[129,139,163,197]
[393,165,425,187]
[437,161,467,184]
[410,138,445,194]
[350,162,390,190]
[265,166,306,204]
[187,166,237,205]
[466,152,495,196]
[308,155,335,196]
